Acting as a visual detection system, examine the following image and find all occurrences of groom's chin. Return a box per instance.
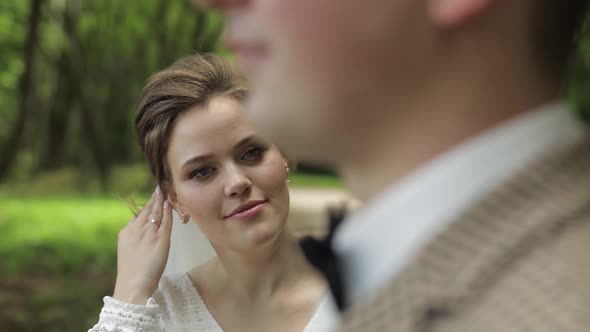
[244,79,341,165]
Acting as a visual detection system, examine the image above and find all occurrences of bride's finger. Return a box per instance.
[145,188,164,228]
[131,190,157,224]
[158,200,173,235]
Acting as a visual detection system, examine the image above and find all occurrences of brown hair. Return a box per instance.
[534,1,590,79]
[135,53,247,195]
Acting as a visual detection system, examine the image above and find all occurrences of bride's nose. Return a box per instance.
[224,164,252,198]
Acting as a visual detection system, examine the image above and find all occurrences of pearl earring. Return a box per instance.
[179,213,189,224]
[286,166,291,183]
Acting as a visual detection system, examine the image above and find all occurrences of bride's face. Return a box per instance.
[166,96,290,252]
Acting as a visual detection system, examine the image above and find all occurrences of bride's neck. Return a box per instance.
[213,231,311,302]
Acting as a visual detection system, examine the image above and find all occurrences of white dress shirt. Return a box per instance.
[333,101,588,306]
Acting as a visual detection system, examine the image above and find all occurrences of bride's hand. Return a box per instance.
[113,187,173,305]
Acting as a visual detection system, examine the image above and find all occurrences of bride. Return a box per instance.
[88,54,337,332]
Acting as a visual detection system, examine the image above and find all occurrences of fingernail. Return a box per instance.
[164,200,169,208]
[155,185,161,194]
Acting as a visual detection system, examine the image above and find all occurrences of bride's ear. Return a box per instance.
[279,150,297,171]
[163,181,180,211]
[164,184,191,224]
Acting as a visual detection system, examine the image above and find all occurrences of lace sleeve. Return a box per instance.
[87,296,164,332]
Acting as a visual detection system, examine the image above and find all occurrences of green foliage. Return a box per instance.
[0,0,226,181]
[290,172,344,188]
[0,1,27,138]
[0,197,130,274]
[1,165,147,196]
[108,163,155,195]
[0,196,132,331]
[569,33,590,124]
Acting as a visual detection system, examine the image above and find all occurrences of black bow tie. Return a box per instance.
[299,206,348,312]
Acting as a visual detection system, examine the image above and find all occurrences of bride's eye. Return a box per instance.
[241,146,266,162]
[189,166,216,181]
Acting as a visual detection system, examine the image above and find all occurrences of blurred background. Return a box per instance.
[0,0,589,331]
[0,1,347,331]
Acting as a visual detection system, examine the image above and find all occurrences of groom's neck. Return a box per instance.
[338,61,561,202]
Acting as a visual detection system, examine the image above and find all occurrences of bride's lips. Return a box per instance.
[224,200,268,220]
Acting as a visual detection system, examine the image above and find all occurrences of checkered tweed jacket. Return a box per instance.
[338,137,590,332]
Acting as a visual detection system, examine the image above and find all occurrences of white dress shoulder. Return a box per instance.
[88,273,338,332]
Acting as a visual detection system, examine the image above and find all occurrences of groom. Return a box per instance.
[202,0,590,330]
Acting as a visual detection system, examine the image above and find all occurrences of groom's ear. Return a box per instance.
[427,0,496,27]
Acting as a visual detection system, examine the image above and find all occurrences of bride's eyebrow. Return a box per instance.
[181,154,214,170]
[232,135,263,151]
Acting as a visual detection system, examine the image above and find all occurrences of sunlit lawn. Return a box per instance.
[0,197,131,274]
[0,197,132,331]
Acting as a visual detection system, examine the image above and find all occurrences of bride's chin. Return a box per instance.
[245,220,285,247]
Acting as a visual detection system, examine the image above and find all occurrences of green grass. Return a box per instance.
[0,197,133,331]
[0,197,131,244]
[290,172,344,188]
[0,197,133,275]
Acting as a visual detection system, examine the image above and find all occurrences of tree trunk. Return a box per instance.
[156,0,171,68]
[39,53,75,170]
[0,0,43,181]
[65,0,111,188]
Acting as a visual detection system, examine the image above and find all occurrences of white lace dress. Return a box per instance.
[88,273,338,332]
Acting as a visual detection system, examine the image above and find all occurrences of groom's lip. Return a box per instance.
[226,34,270,73]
